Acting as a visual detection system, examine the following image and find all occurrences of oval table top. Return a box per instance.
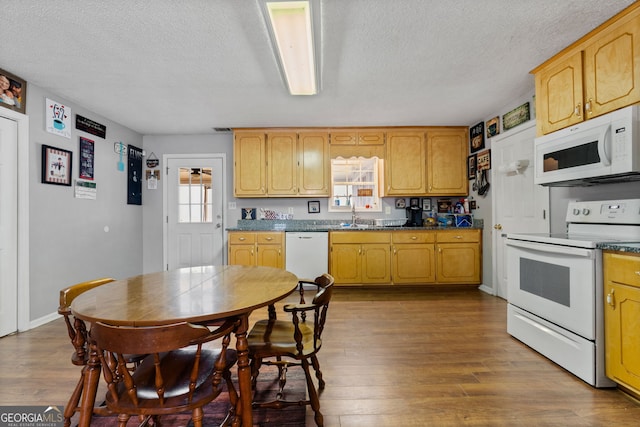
[71,265,299,326]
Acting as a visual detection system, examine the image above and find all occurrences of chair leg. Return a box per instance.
[310,354,325,390]
[117,413,131,427]
[301,358,323,427]
[191,407,204,427]
[250,357,262,389]
[63,367,86,427]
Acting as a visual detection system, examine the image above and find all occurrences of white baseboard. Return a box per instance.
[26,311,60,331]
[478,284,495,295]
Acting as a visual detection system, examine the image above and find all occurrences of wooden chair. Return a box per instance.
[247,273,334,427]
[59,278,147,426]
[90,318,239,427]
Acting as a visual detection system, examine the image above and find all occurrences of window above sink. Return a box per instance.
[329,157,383,213]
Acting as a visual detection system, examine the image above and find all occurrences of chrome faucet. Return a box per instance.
[350,196,358,224]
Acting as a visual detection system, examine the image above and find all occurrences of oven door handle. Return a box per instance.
[506,239,594,258]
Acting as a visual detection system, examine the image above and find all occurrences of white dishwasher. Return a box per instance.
[285,232,328,280]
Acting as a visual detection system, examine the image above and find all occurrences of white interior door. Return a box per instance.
[491,122,549,299]
[0,117,18,336]
[165,156,225,270]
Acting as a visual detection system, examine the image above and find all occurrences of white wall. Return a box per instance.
[27,84,143,323]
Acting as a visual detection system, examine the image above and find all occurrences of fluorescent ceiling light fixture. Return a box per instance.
[262,0,319,95]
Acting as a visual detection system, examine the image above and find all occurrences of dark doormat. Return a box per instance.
[83,366,306,427]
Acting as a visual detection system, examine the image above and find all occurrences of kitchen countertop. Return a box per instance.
[599,242,640,254]
[227,219,484,232]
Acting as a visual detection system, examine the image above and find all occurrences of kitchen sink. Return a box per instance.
[339,223,370,229]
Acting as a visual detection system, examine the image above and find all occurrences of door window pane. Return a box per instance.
[177,167,213,223]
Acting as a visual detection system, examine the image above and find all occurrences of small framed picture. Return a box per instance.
[409,197,420,207]
[242,208,257,220]
[0,67,27,114]
[468,154,477,179]
[41,144,72,186]
[308,200,320,213]
[486,116,500,138]
[395,198,406,209]
[421,198,432,211]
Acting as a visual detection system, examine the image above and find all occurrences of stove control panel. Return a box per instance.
[566,199,640,224]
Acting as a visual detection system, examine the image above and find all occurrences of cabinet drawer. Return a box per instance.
[330,231,391,244]
[605,252,640,288]
[436,229,480,243]
[229,232,256,244]
[392,231,435,244]
[256,232,283,244]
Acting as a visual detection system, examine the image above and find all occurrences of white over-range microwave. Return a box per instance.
[534,104,640,186]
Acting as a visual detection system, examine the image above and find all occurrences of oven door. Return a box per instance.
[506,238,596,339]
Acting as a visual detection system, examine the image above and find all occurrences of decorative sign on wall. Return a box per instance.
[127,144,143,205]
[0,67,27,114]
[79,137,94,180]
[469,122,485,153]
[486,116,500,138]
[503,102,530,131]
[76,114,106,139]
[45,98,71,138]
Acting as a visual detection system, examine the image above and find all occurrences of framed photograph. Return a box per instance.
[470,121,485,153]
[0,67,27,114]
[477,149,492,171]
[437,198,452,213]
[409,197,420,207]
[468,154,477,179]
[308,200,320,213]
[486,116,500,138]
[41,145,72,186]
[395,198,406,209]
[421,198,432,211]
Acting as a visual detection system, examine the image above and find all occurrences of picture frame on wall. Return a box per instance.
[486,116,500,138]
[41,144,72,186]
[421,198,432,211]
[470,122,485,153]
[477,149,492,171]
[0,67,27,114]
[308,200,320,213]
[468,154,477,179]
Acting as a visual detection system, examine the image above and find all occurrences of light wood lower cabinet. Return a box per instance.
[329,231,391,285]
[604,251,640,397]
[392,231,436,284]
[228,231,284,268]
[435,229,482,284]
[330,229,481,285]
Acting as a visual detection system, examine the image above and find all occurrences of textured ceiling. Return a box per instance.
[1,0,636,135]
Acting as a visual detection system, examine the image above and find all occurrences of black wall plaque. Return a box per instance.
[76,114,106,139]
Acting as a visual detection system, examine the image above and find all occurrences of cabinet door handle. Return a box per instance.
[606,289,615,308]
[586,99,593,115]
[635,271,640,276]
[574,103,581,117]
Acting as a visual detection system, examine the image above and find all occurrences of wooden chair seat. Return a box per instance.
[247,273,334,427]
[91,318,240,427]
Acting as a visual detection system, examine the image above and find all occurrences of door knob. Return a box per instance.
[494,224,502,230]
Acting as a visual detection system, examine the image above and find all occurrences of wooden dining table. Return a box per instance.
[70,264,299,427]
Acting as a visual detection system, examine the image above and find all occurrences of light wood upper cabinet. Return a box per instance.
[234,130,330,197]
[533,3,640,135]
[267,132,297,196]
[385,131,427,195]
[427,128,468,196]
[603,251,640,397]
[330,129,385,145]
[583,13,640,119]
[234,132,267,196]
[535,51,584,135]
[298,131,330,196]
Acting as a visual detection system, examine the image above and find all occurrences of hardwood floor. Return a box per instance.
[2,287,640,426]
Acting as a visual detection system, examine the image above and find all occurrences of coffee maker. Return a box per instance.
[404,202,423,227]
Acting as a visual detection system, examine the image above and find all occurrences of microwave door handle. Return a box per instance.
[598,124,612,166]
[506,239,594,258]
